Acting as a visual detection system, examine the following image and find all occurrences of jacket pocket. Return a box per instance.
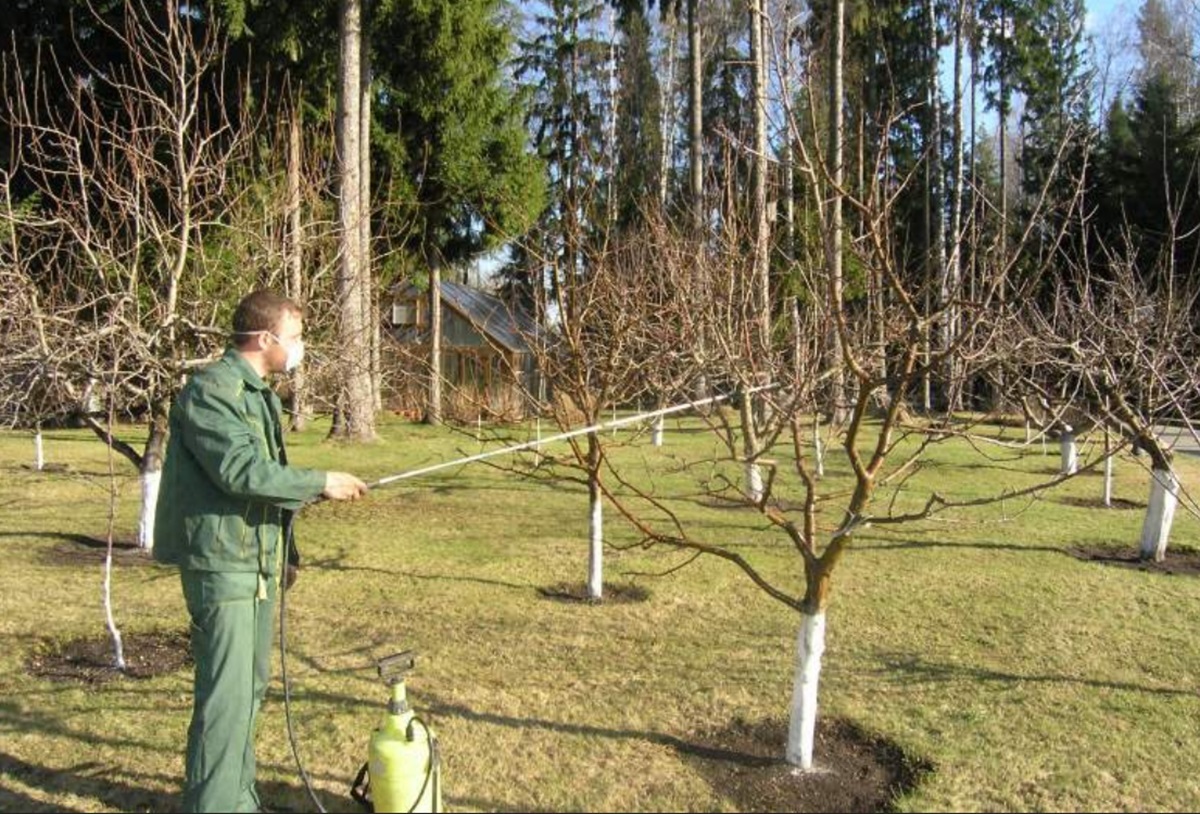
[183,511,251,567]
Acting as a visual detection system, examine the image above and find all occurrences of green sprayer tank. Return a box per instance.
[360,651,441,813]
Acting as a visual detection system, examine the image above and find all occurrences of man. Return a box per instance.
[154,290,369,813]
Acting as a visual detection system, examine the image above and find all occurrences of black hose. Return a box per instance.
[280,569,328,813]
[404,716,440,814]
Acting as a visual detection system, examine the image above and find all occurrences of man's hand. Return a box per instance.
[323,471,369,501]
[284,564,299,590]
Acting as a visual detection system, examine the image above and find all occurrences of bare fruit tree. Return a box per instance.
[507,13,1099,772]
[1025,248,1200,562]
[1,0,255,550]
[510,221,709,600]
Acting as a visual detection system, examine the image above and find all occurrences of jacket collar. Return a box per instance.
[223,347,271,392]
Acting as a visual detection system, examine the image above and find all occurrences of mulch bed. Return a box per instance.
[1068,544,1200,576]
[687,716,931,812]
[536,581,650,604]
[27,630,192,684]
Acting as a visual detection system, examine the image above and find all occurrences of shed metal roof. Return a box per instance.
[394,281,539,353]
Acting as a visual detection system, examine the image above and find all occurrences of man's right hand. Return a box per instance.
[323,471,369,501]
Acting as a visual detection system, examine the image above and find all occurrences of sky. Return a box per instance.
[1082,0,1154,121]
[1085,0,1135,32]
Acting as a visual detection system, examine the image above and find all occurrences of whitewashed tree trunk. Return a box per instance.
[1060,431,1077,475]
[1140,467,1179,562]
[1103,430,1113,507]
[652,415,664,447]
[786,611,826,770]
[138,468,161,550]
[587,431,603,600]
[34,428,44,471]
[588,479,603,600]
[103,546,126,670]
[746,462,764,502]
[813,419,825,477]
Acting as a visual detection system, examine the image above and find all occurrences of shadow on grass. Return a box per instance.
[0,751,177,813]
[0,690,354,812]
[422,694,775,768]
[873,652,1197,697]
[854,538,1073,557]
[0,531,124,546]
[0,531,173,572]
[0,750,341,814]
[0,697,179,754]
[302,554,534,592]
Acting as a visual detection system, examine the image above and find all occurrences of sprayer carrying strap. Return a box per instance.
[350,763,373,812]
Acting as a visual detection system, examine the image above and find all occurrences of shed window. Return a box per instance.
[392,302,417,326]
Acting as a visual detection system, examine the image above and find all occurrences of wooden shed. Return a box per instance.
[384,280,541,420]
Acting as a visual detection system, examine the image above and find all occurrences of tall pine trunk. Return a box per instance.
[361,6,379,414]
[688,0,703,232]
[286,99,309,432]
[827,0,847,426]
[928,0,946,409]
[947,0,967,412]
[334,0,376,440]
[750,0,770,349]
[427,251,443,425]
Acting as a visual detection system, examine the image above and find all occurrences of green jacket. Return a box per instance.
[153,348,326,573]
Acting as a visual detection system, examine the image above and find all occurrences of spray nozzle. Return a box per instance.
[378,650,416,686]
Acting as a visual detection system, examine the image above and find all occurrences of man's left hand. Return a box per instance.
[285,564,299,590]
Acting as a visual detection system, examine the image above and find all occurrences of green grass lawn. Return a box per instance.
[1,414,1198,812]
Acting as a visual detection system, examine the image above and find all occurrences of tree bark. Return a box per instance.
[658,5,678,210]
[286,99,309,432]
[333,0,376,440]
[361,3,379,413]
[688,0,703,232]
[827,0,847,425]
[426,252,443,425]
[927,0,947,411]
[947,0,967,411]
[750,0,770,351]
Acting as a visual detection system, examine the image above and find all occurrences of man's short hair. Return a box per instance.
[232,290,301,346]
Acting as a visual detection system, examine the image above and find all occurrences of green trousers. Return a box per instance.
[180,569,276,813]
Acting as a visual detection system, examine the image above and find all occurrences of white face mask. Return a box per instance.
[271,333,305,372]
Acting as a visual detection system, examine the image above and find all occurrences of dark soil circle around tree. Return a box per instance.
[686,716,932,812]
[27,630,191,684]
[536,581,650,604]
[1068,544,1200,576]
[36,532,155,569]
[1057,495,1143,511]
